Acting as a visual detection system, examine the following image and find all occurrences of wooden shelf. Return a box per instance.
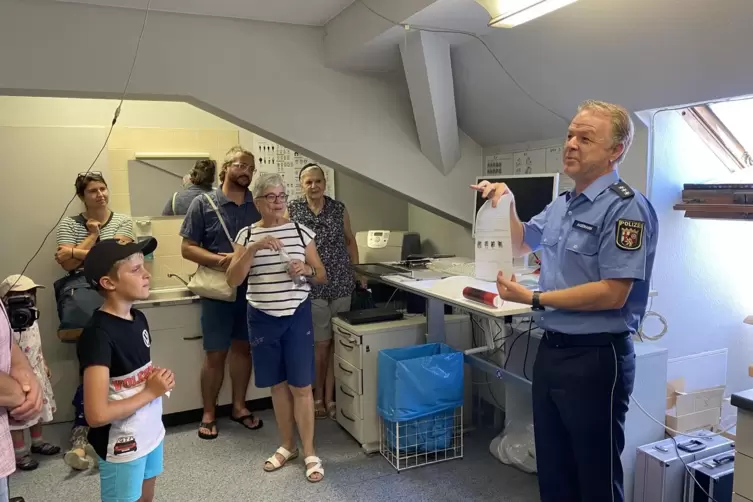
[674,203,753,220]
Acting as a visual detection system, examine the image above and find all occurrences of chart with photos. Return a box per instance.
[253,136,336,200]
[484,144,574,192]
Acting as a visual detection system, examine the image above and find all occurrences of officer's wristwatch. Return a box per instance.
[531,290,545,311]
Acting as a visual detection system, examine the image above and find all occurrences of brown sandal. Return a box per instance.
[314,400,327,420]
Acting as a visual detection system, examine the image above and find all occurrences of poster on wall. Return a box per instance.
[484,153,514,176]
[512,149,546,175]
[252,136,335,200]
[545,145,575,193]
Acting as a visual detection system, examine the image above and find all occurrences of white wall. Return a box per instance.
[0,0,481,225]
[0,96,412,421]
[408,205,474,258]
[648,109,753,395]
[482,122,650,196]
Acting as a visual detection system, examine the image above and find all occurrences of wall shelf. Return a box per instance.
[673,203,753,220]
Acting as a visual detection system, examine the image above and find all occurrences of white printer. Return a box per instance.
[356,230,421,263]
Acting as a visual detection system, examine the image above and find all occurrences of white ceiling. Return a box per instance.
[54,0,355,26]
[451,0,753,145]
[52,0,753,147]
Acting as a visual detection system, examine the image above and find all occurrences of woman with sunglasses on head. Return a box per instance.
[56,172,135,271]
[227,173,327,483]
[54,171,134,471]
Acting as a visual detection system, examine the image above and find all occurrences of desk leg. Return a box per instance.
[426,297,446,344]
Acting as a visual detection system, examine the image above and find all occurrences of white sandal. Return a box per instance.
[264,446,299,472]
[304,455,324,483]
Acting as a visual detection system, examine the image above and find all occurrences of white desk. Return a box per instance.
[379,273,533,387]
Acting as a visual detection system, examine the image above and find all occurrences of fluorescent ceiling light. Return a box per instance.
[475,0,579,28]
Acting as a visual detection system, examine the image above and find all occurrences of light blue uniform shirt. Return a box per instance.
[523,170,658,334]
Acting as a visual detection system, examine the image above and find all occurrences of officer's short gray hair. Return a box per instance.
[252,173,285,199]
[577,100,634,164]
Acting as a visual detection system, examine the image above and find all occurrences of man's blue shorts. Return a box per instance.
[200,284,249,352]
[247,299,315,389]
[99,440,164,502]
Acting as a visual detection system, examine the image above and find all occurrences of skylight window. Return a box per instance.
[710,99,753,168]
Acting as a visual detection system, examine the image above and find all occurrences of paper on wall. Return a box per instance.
[474,194,514,282]
[485,153,514,176]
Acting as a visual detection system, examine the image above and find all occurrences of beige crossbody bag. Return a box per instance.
[187,194,237,302]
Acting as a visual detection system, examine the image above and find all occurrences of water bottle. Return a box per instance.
[279,248,307,288]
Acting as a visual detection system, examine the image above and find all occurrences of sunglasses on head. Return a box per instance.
[77,171,103,180]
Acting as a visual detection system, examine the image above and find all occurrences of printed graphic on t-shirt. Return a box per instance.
[105,361,163,463]
[114,435,138,456]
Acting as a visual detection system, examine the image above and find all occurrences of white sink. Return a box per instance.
[136,287,198,306]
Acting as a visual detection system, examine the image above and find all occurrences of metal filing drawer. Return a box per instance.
[337,381,363,420]
[334,325,363,369]
[334,355,362,394]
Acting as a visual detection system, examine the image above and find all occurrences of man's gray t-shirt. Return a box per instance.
[162,185,213,216]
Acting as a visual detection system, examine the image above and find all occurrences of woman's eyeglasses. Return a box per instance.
[258,193,288,203]
[77,171,103,179]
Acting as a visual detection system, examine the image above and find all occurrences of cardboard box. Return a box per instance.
[666,378,725,415]
[666,407,720,436]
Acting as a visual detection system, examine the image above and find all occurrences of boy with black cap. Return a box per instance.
[77,238,175,502]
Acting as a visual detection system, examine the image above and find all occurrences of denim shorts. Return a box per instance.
[99,440,164,502]
[247,299,315,389]
[200,285,249,352]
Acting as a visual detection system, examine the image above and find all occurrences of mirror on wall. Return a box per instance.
[127,156,216,217]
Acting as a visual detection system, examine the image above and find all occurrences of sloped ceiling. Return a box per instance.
[55,0,355,25]
[451,0,753,146]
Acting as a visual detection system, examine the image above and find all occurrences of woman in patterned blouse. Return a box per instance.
[288,164,360,420]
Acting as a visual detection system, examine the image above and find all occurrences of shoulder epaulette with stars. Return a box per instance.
[609,181,635,199]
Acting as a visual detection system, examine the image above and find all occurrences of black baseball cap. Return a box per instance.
[84,238,158,289]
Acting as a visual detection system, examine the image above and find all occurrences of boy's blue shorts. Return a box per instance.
[99,440,164,502]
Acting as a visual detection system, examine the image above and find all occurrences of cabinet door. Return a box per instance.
[150,327,205,415]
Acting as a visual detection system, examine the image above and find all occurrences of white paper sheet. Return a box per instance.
[474,194,514,282]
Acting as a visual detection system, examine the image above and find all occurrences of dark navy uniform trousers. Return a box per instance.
[532,331,636,502]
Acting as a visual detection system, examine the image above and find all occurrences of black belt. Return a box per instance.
[543,330,630,348]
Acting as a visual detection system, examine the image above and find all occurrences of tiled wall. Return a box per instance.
[146,218,198,289]
[106,127,239,288]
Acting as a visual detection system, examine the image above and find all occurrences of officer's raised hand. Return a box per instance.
[495,271,532,305]
[470,180,513,208]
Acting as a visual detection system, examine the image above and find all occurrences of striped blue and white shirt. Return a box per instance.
[235,222,315,317]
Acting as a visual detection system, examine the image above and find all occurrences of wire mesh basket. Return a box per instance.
[379,406,464,471]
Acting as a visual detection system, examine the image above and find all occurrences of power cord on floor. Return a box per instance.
[3,0,153,294]
[355,0,569,124]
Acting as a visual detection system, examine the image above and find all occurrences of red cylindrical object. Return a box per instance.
[462,287,503,308]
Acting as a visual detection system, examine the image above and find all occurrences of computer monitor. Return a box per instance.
[472,173,560,238]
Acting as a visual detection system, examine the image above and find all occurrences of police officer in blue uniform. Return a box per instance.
[474,100,658,502]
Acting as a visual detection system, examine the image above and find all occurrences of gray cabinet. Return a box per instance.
[333,314,471,453]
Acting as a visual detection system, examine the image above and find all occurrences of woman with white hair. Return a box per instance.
[226,173,327,483]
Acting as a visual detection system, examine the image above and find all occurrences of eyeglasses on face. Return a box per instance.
[231,162,254,171]
[258,193,288,203]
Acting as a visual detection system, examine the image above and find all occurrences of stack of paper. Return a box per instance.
[474,194,514,282]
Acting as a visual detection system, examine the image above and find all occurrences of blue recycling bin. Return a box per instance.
[377,343,464,453]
